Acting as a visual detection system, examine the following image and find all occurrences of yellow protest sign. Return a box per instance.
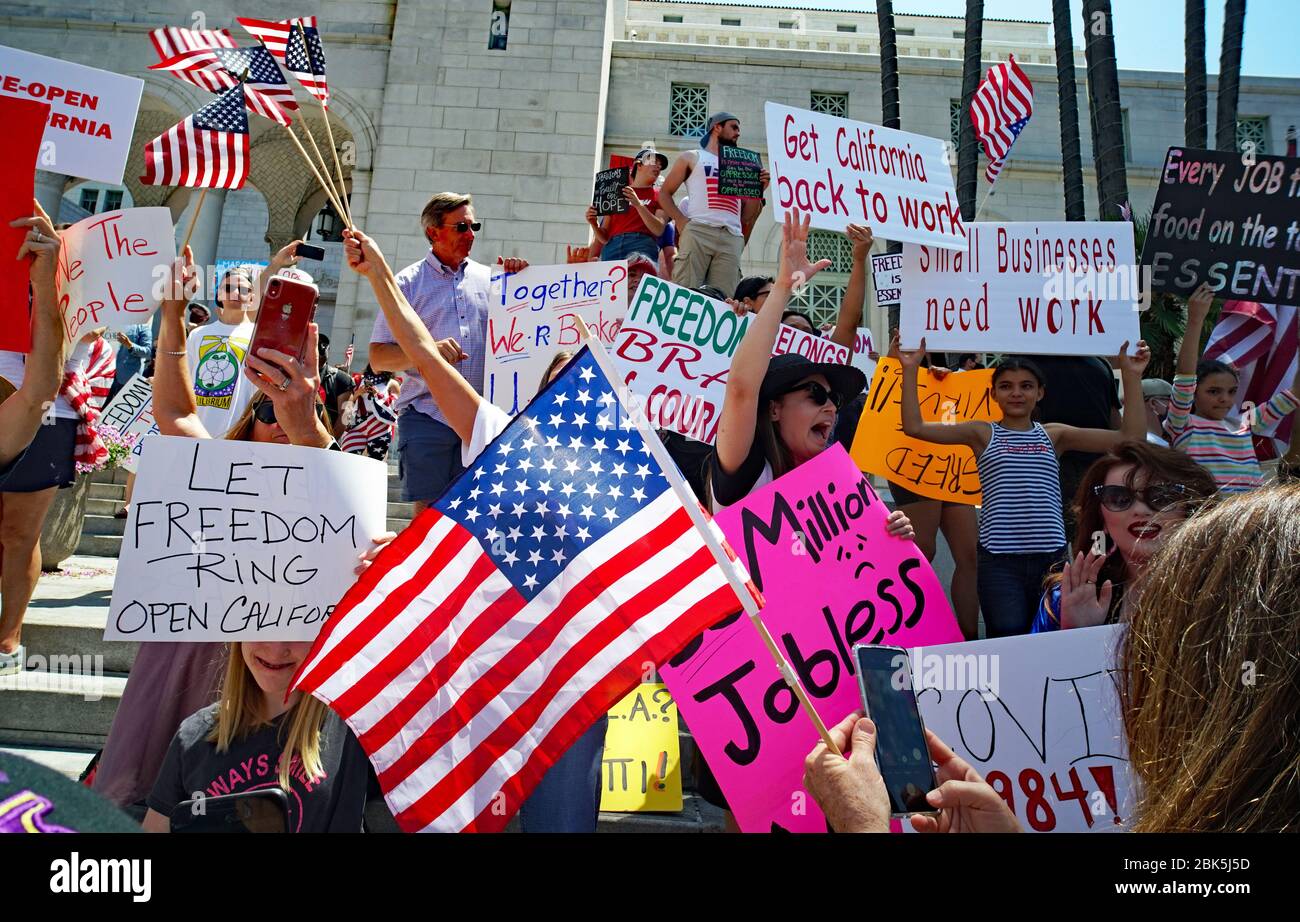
[599,683,682,813]
[850,357,1001,505]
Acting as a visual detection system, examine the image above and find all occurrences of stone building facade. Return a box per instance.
[8,0,1298,361]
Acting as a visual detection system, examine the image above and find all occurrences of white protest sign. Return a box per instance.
[0,45,144,185]
[911,625,1135,833]
[98,371,157,474]
[871,252,902,309]
[898,222,1142,355]
[486,261,628,414]
[765,101,964,248]
[850,327,877,380]
[55,207,176,343]
[106,436,388,641]
[613,275,850,442]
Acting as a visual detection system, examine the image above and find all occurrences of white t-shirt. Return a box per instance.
[0,341,94,420]
[463,401,512,468]
[186,319,255,438]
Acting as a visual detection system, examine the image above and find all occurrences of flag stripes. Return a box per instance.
[971,53,1034,184]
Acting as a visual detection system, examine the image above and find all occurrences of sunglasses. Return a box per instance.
[1092,482,1188,512]
[253,398,326,426]
[783,380,844,411]
[449,221,482,234]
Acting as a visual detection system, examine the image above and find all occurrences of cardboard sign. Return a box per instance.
[600,683,683,813]
[871,252,903,310]
[0,94,50,354]
[613,275,852,443]
[911,625,1135,833]
[592,166,630,217]
[899,222,1141,355]
[659,445,963,833]
[105,436,388,641]
[765,102,963,248]
[0,45,144,185]
[487,261,629,414]
[718,144,764,198]
[1142,146,1300,307]
[97,371,157,474]
[850,358,1001,505]
[56,207,176,343]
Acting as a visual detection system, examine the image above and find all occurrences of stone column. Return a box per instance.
[34,171,70,221]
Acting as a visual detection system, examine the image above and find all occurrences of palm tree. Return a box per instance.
[876,0,903,329]
[1052,0,1086,220]
[1081,0,1129,218]
[1215,0,1247,151]
[1185,0,1208,148]
[957,1,983,222]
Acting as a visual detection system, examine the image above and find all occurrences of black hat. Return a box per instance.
[0,750,140,832]
[759,353,866,406]
[633,148,669,170]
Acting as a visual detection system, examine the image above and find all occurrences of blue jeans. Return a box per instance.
[976,544,1067,638]
[395,409,465,503]
[518,716,608,833]
[602,233,659,263]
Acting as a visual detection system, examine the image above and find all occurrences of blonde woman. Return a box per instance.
[142,639,371,832]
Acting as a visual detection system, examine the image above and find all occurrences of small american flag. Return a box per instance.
[148,26,236,92]
[238,16,329,106]
[339,390,396,455]
[291,347,751,831]
[151,45,299,127]
[970,53,1034,185]
[140,83,249,189]
[62,335,116,468]
[344,343,355,368]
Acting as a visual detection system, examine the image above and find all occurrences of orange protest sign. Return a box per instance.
[849,357,1001,505]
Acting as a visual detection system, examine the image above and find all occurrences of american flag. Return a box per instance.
[151,45,299,126]
[291,347,751,831]
[238,16,329,106]
[148,26,236,92]
[339,390,397,455]
[140,83,249,189]
[703,163,741,216]
[1204,301,1299,458]
[970,53,1034,185]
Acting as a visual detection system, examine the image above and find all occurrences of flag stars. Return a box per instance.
[631,486,647,502]
[615,439,633,456]
[545,434,561,450]
[490,482,506,497]
[583,482,600,498]
[588,459,603,475]
[548,413,564,428]
[502,549,519,566]
[554,392,569,406]
[568,435,584,452]
[572,413,588,430]
[559,482,576,498]
[513,479,529,495]
[552,524,568,539]
[551,548,567,565]
[608,484,623,501]
[527,549,543,565]
[634,464,651,480]
[576,389,592,405]
[536,480,553,496]
[468,486,483,501]
[563,458,581,474]
[516,456,534,473]
[512,502,527,517]
[531,525,546,541]
[539,457,557,474]
[576,526,591,541]
[447,497,463,510]
[493,461,509,477]
[602,507,618,524]
[580,505,596,520]
[556,503,572,518]
[506,526,523,542]
[465,507,481,523]
[610,462,627,478]
[591,438,607,454]
[533,501,549,515]
[579,366,595,382]
[522,573,538,589]
[488,502,503,518]
[596,414,613,430]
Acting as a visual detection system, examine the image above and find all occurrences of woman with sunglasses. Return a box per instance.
[91,245,395,813]
[1031,440,1216,632]
[898,340,1151,637]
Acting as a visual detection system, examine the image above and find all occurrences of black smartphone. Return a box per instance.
[853,643,938,816]
[295,242,326,261]
[170,788,290,833]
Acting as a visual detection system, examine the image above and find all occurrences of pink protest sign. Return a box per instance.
[660,444,962,832]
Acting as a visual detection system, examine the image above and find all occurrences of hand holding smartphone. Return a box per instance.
[853,643,938,815]
[249,275,319,367]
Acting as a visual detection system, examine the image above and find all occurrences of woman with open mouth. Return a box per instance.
[1031,440,1217,632]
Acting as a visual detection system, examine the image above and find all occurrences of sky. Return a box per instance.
[696,1,1300,78]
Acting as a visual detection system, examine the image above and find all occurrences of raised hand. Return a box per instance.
[779,210,833,291]
[12,198,60,288]
[1113,339,1152,376]
[1186,281,1215,320]
[898,335,928,371]
[342,228,383,276]
[846,223,874,261]
[1058,551,1113,629]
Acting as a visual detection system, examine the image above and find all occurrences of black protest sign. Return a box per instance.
[718,145,764,199]
[592,166,630,216]
[1141,146,1300,306]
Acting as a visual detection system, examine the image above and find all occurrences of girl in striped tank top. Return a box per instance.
[899,337,1150,637]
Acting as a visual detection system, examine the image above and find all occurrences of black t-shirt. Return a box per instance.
[708,439,770,509]
[148,703,371,833]
[320,365,355,421]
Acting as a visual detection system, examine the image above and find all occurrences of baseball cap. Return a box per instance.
[700,112,739,148]
[634,148,668,170]
[1142,378,1173,399]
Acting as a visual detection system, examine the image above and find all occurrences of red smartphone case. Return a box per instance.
[250,275,319,362]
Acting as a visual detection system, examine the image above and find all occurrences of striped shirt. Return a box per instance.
[370,252,491,428]
[685,149,743,236]
[977,422,1066,553]
[1167,373,1298,493]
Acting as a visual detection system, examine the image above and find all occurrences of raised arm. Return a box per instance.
[1049,341,1151,453]
[344,229,481,443]
[829,224,873,350]
[152,246,209,439]
[715,211,831,473]
[1177,283,1214,377]
[898,337,989,451]
[1,201,66,466]
[623,188,666,239]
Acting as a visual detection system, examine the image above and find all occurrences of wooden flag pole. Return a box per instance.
[573,316,843,757]
[281,124,350,228]
[296,21,353,227]
[296,118,348,221]
[179,188,207,253]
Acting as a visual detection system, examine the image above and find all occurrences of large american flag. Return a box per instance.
[1204,301,1299,458]
[291,347,751,831]
[140,83,249,189]
[238,16,329,106]
[148,26,236,92]
[970,53,1034,185]
[150,45,299,126]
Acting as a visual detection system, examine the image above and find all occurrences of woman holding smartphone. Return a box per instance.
[92,246,393,814]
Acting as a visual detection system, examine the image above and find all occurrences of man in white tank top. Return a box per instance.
[659,112,768,296]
